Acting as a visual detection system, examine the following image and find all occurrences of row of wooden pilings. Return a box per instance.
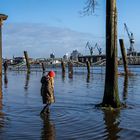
[41,60,91,76]
[6,39,129,76]
[3,39,129,78]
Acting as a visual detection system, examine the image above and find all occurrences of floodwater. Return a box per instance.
[1,66,140,140]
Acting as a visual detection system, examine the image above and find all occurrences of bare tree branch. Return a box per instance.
[81,0,98,16]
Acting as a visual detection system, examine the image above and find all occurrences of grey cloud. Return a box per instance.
[2,23,103,58]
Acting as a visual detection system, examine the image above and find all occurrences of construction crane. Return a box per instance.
[85,41,94,55]
[124,23,135,55]
[95,43,102,55]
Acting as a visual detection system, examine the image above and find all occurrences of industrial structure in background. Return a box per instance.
[85,41,94,56]
[94,43,102,55]
[85,41,102,56]
[124,23,136,56]
[118,23,140,65]
[70,50,82,61]
[78,41,105,64]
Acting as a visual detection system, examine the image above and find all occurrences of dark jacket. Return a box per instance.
[41,76,55,104]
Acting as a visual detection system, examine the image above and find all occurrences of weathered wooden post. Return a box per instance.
[102,0,121,108]
[24,51,30,73]
[86,61,90,74]
[119,39,129,75]
[3,61,8,73]
[41,62,45,73]
[61,60,65,73]
[0,14,8,99]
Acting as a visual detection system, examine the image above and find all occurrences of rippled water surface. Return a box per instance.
[1,66,140,140]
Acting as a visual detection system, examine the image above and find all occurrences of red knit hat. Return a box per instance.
[48,71,55,77]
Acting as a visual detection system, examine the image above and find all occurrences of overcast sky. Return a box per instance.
[0,0,140,58]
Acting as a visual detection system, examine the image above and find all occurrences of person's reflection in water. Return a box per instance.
[4,73,8,88]
[40,114,55,140]
[123,75,128,102]
[24,72,30,91]
[103,110,122,140]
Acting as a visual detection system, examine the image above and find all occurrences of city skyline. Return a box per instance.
[0,0,140,58]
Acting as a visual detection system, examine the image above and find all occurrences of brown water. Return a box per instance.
[1,66,140,140]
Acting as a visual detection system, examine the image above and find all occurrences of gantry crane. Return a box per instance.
[85,41,94,55]
[124,23,135,55]
[85,41,102,55]
[95,43,102,55]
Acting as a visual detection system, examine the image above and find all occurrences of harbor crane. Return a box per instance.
[85,41,94,55]
[124,23,135,55]
[85,41,102,55]
[95,43,102,55]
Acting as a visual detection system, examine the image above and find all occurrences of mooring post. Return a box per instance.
[3,60,8,73]
[0,14,8,99]
[24,51,30,73]
[86,61,90,74]
[41,62,45,73]
[119,39,128,75]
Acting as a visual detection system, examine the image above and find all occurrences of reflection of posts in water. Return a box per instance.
[68,61,73,78]
[123,75,128,101]
[86,61,90,74]
[0,98,4,129]
[62,71,65,81]
[103,110,121,140]
[41,115,55,140]
[86,73,90,83]
[24,72,30,90]
[4,73,8,88]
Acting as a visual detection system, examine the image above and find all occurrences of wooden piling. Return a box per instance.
[61,61,65,73]
[86,61,90,74]
[119,39,128,75]
[0,14,8,99]
[41,62,45,73]
[24,51,30,73]
[3,61,8,73]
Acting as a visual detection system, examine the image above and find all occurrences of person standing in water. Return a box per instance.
[40,71,55,114]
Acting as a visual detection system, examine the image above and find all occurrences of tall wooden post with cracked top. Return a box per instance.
[0,14,8,99]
